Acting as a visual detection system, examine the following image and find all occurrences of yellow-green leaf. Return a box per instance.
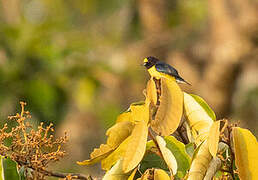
[156,136,178,175]
[154,169,170,180]
[77,144,113,166]
[208,121,220,157]
[101,136,131,171]
[123,121,148,173]
[164,136,191,177]
[106,121,134,148]
[183,93,214,146]
[189,94,216,121]
[0,156,3,180]
[2,157,20,180]
[232,127,258,180]
[103,159,129,180]
[188,140,212,180]
[151,78,183,136]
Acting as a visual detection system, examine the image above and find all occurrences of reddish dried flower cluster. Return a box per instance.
[0,102,68,179]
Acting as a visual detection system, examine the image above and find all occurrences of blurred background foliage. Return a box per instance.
[0,0,257,178]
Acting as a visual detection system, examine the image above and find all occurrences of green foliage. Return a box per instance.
[1,157,20,180]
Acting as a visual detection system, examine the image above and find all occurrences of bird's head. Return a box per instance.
[143,56,159,69]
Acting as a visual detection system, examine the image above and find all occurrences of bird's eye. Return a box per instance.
[143,62,147,66]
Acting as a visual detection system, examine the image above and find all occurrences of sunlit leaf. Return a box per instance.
[146,77,157,105]
[183,93,214,145]
[154,169,170,180]
[106,121,134,148]
[123,121,148,173]
[156,136,177,175]
[232,127,258,180]
[128,168,137,180]
[151,78,183,136]
[101,136,131,171]
[164,136,191,177]
[103,159,129,180]
[130,102,150,124]
[189,94,216,121]
[77,144,113,166]
[188,140,212,180]
[116,111,133,123]
[2,157,20,180]
[208,121,220,157]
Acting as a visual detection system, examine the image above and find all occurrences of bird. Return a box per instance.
[143,56,191,85]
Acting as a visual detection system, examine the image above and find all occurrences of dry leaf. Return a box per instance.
[123,121,148,173]
[151,78,183,136]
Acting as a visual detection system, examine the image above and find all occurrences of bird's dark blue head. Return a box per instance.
[143,56,159,69]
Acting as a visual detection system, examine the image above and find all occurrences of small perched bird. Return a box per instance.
[143,56,191,85]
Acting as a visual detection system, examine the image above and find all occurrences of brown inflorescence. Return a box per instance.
[0,102,68,180]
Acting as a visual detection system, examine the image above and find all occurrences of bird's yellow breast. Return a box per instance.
[147,66,176,81]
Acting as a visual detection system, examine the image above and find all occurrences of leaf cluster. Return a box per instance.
[78,77,258,180]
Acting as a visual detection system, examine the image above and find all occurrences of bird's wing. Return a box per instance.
[155,62,179,77]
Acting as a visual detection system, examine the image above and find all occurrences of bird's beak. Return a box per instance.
[142,62,147,66]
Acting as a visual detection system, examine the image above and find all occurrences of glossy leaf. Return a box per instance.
[2,157,20,180]
[156,136,177,175]
[103,159,129,180]
[77,144,113,166]
[183,93,214,145]
[164,136,191,177]
[106,121,134,148]
[101,136,131,170]
[123,121,148,173]
[151,78,183,136]
[188,140,212,180]
[154,169,170,180]
[208,121,220,157]
[232,127,258,180]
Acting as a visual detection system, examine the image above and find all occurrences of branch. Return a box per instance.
[16,160,93,180]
